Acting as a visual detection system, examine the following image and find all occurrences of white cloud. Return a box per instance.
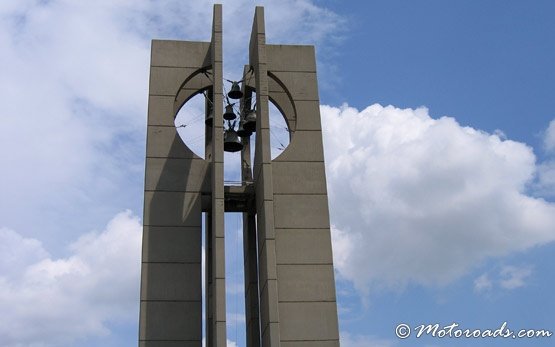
[0,1,345,344]
[499,265,533,290]
[473,273,493,293]
[0,0,344,250]
[0,210,142,347]
[536,161,555,197]
[544,119,555,153]
[322,104,555,295]
[474,265,533,293]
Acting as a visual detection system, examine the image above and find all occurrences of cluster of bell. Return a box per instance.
[223,103,241,152]
[224,110,257,153]
[209,81,259,152]
[206,80,243,126]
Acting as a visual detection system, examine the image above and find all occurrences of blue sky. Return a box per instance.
[1,1,555,347]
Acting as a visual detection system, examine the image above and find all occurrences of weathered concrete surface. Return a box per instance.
[140,4,339,347]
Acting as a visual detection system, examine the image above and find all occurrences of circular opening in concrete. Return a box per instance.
[246,97,291,163]
[174,92,206,159]
[269,100,290,159]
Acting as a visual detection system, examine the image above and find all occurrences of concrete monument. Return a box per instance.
[139,4,340,346]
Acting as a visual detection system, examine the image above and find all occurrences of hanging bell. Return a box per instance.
[243,109,257,133]
[236,118,252,138]
[224,128,244,152]
[205,111,214,127]
[223,104,236,120]
[227,81,243,99]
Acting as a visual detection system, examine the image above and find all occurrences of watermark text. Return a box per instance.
[395,322,552,340]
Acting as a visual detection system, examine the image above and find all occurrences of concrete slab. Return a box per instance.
[273,130,325,162]
[143,191,202,227]
[267,45,316,72]
[144,158,208,193]
[270,71,319,101]
[277,264,336,302]
[148,95,176,126]
[275,229,333,264]
[146,126,198,159]
[142,226,201,263]
[294,100,322,131]
[141,263,201,301]
[274,194,330,229]
[278,302,339,341]
[150,67,197,96]
[272,161,327,194]
[151,40,210,68]
[139,301,202,340]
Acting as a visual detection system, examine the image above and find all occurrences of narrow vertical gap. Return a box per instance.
[201,212,206,346]
[225,212,246,347]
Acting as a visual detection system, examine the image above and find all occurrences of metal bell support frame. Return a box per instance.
[228,81,243,99]
[223,104,236,120]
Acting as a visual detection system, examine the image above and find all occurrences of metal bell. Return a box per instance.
[205,111,214,127]
[223,104,236,120]
[236,118,252,138]
[227,82,243,99]
[243,109,257,133]
[223,129,243,152]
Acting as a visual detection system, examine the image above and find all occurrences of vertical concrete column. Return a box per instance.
[140,38,212,346]
[250,7,281,347]
[208,4,227,347]
[267,44,340,346]
[240,72,261,347]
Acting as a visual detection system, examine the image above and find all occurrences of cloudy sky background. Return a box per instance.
[1,1,555,346]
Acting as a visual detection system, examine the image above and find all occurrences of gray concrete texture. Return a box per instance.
[140,4,339,347]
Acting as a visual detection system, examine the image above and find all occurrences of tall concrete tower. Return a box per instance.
[139,5,340,347]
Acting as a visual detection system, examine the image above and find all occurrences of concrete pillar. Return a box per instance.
[139,38,210,346]
[208,4,227,347]
[250,7,282,347]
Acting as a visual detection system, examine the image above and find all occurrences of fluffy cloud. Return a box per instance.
[544,119,555,153]
[0,1,345,345]
[473,265,533,293]
[536,161,555,197]
[0,0,344,250]
[473,273,493,293]
[322,104,555,294]
[0,211,142,347]
[499,265,533,290]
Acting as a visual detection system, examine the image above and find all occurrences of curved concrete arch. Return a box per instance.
[174,67,213,116]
